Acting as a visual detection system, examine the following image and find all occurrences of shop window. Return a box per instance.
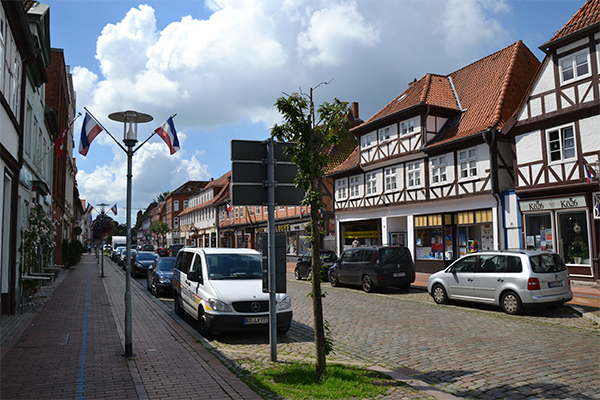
[525,213,553,251]
[415,214,443,260]
[458,225,481,256]
[557,211,589,265]
[547,125,575,162]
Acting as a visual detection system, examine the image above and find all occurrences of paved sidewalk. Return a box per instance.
[1,254,261,400]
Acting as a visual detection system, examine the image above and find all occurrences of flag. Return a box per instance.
[55,129,66,156]
[56,113,80,157]
[583,162,593,183]
[226,202,232,218]
[155,116,180,155]
[86,203,94,214]
[300,208,305,218]
[110,204,118,216]
[79,111,103,156]
[318,208,323,218]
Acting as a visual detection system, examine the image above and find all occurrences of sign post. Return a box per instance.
[230,139,303,361]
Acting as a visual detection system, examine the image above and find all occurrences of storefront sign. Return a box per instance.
[519,196,586,212]
[344,231,379,239]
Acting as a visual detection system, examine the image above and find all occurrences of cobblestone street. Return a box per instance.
[203,276,600,399]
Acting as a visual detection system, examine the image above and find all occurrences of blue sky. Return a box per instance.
[43,0,586,223]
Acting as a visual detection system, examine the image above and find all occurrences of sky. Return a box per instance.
[43,0,586,224]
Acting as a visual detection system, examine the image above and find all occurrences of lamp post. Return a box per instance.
[96,203,109,277]
[108,110,153,357]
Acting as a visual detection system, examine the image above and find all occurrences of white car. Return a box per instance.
[172,247,292,336]
[427,250,573,315]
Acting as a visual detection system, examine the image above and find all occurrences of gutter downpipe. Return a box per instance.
[483,128,502,250]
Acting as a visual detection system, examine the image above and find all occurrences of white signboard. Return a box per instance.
[519,196,586,212]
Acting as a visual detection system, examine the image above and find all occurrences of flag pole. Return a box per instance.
[83,107,128,153]
[40,112,82,162]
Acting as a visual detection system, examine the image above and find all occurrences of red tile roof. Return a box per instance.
[353,41,540,149]
[327,146,360,175]
[542,0,599,47]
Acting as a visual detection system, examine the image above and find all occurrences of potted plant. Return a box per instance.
[567,237,588,264]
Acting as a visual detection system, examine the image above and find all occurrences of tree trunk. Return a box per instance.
[311,196,326,379]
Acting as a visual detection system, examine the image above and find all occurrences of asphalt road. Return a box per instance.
[181,276,600,399]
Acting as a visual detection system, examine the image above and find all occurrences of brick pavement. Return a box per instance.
[1,254,261,400]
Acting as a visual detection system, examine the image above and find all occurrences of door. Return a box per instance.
[473,255,506,303]
[181,253,204,317]
[347,249,370,284]
[448,255,477,300]
[336,250,354,283]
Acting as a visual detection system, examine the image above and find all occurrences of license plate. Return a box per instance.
[244,317,269,325]
[393,272,406,277]
[548,281,563,288]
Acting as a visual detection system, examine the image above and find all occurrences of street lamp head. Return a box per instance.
[108,110,153,148]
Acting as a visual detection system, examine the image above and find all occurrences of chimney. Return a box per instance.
[351,102,359,120]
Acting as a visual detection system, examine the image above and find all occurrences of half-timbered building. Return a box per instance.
[508,0,599,281]
[329,41,540,274]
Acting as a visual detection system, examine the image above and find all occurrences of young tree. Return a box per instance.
[271,85,349,379]
[149,220,170,246]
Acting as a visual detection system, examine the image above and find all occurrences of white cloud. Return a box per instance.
[74,0,518,220]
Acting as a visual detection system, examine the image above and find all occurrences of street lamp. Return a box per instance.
[96,203,109,277]
[109,110,153,357]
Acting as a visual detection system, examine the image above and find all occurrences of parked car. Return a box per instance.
[131,251,159,277]
[147,257,176,297]
[173,247,292,336]
[156,247,169,257]
[112,246,125,262]
[119,249,137,268]
[328,246,415,292]
[427,250,573,315]
[295,250,337,281]
[168,244,185,257]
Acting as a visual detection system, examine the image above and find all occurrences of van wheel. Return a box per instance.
[329,272,340,287]
[362,275,374,293]
[278,324,291,334]
[174,294,185,317]
[501,291,523,315]
[294,268,302,280]
[432,284,448,304]
[198,312,212,338]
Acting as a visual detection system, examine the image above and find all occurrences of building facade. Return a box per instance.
[330,41,540,274]
[509,0,600,280]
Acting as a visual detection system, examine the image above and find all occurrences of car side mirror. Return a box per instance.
[187,269,203,284]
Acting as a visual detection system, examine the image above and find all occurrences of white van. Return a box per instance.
[172,247,293,336]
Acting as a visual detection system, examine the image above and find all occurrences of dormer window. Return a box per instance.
[559,50,590,84]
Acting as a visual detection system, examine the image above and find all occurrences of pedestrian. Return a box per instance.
[352,237,360,247]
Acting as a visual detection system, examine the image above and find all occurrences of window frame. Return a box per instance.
[458,148,478,180]
[360,133,375,149]
[349,175,361,198]
[378,127,391,142]
[365,172,377,196]
[407,161,421,188]
[547,124,575,163]
[430,155,447,185]
[559,49,591,85]
[384,166,398,192]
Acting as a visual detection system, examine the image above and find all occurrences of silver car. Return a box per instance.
[427,250,573,315]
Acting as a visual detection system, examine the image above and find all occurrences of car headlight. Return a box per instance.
[158,277,172,284]
[207,298,232,312]
[277,295,291,310]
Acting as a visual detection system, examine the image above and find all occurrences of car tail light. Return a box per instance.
[527,277,540,291]
[374,252,380,266]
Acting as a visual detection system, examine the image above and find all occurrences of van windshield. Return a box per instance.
[206,253,263,280]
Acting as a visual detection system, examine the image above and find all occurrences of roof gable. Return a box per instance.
[541,0,600,50]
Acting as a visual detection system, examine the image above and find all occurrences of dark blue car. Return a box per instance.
[146,257,175,297]
[131,251,158,277]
